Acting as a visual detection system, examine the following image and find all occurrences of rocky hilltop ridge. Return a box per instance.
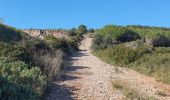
[22,29,68,38]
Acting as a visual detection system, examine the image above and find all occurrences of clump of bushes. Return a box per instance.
[0,57,46,100]
[0,76,38,100]
[96,25,141,43]
[127,25,170,47]
[92,34,117,50]
[94,43,148,66]
[96,25,170,47]
[44,35,79,52]
[67,25,88,41]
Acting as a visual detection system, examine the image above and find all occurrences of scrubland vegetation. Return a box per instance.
[0,23,87,100]
[1,21,170,99]
[92,25,170,84]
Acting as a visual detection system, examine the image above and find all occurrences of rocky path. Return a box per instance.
[45,37,170,100]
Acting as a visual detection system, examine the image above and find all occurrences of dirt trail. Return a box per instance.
[45,37,170,100]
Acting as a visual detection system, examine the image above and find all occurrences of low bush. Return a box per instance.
[0,42,32,63]
[0,77,38,100]
[92,34,116,50]
[44,35,79,52]
[96,25,141,43]
[0,57,46,100]
[94,44,140,66]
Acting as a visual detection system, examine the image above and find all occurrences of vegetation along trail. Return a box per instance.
[45,36,170,100]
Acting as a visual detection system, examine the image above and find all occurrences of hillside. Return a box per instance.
[0,23,83,100]
[92,25,170,87]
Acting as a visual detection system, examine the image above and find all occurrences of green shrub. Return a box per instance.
[127,25,170,39]
[0,42,32,62]
[0,77,38,100]
[94,44,139,66]
[44,35,64,49]
[92,34,104,50]
[127,25,170,47]
[44,35,79,52]
[97,25,140,42]
[92,34,116,50]
[0,57,46,100]
[97,25,126,40]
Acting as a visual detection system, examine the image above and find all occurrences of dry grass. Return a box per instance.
[34,50,64,81]
[112,80,157,100]
[112,80,123,90]
[155,90,167,97]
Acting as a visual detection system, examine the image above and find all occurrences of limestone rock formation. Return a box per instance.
[22,29,68,39]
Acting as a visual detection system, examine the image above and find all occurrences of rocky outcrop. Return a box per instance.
[22,29,68,39]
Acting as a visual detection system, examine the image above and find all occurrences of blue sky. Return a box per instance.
[0,0,170,29]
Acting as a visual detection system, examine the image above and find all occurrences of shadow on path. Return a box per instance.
[43,82,79,100]
[43,49,89,100]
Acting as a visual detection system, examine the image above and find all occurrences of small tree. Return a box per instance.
[78,24,87,35]
[88,28,94,33]
[69,28,77,36]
